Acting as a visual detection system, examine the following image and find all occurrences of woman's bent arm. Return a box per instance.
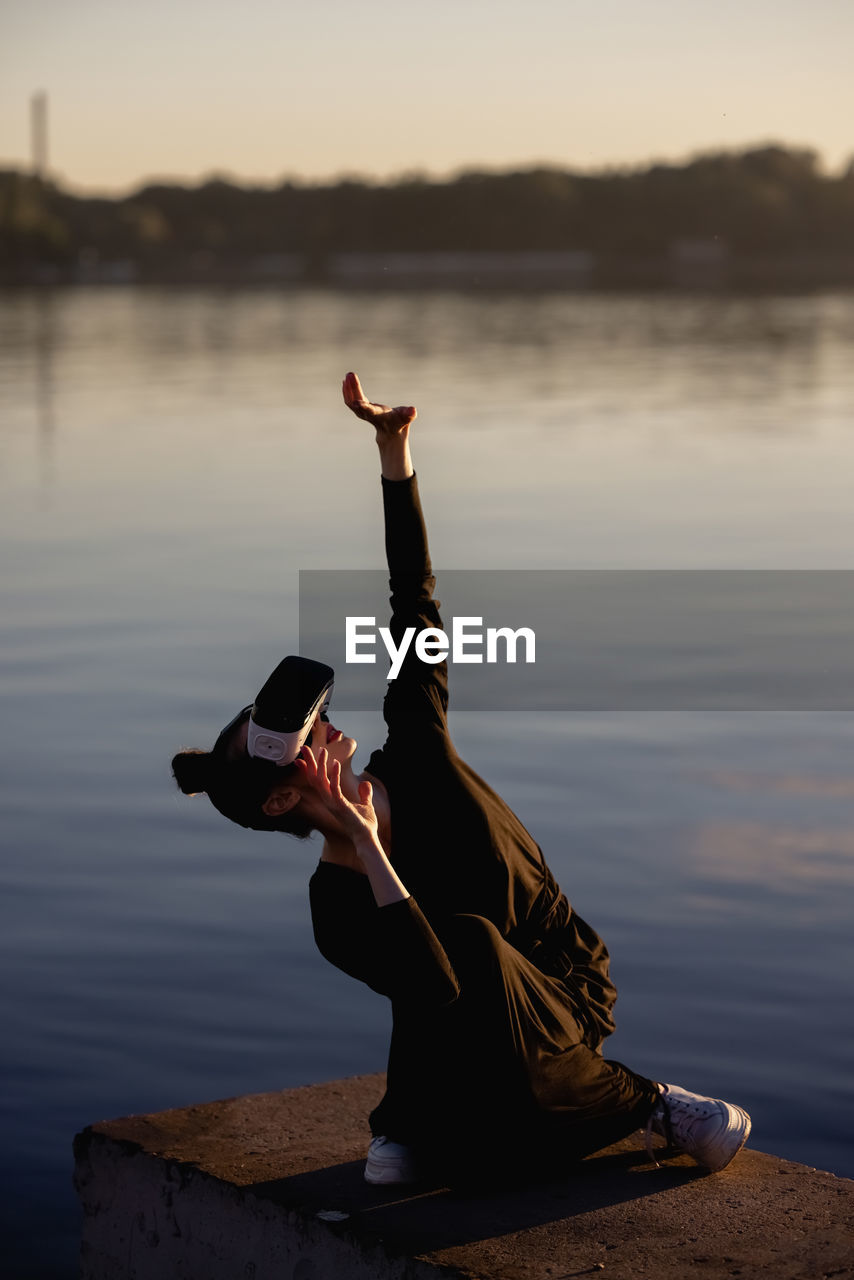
[296,744,409,907]
[352,832,410,906]
[309,866,461,1005]
[301,745,460,1005]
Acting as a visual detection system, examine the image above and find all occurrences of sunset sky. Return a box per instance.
[2,0,852,193]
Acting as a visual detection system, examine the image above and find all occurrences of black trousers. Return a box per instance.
[370,913,659,1184]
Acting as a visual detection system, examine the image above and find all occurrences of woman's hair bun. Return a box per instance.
[172,749,214,796]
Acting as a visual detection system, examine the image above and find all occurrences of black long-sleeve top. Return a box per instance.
[309,474,617,1041]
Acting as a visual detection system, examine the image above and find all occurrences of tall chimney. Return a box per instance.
[31,91,48,178]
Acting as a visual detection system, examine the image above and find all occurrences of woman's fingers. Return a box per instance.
[342,371,416,433]
[342,371,367,414]
[343,371,364,404]
[345,371,370,407]
[297,738,376,834]
[303,747,344,810]
[295,744,330,792]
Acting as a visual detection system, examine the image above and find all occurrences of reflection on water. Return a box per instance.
[699,769,854,796]
[690,820,854,889]
[1,289,854,1276]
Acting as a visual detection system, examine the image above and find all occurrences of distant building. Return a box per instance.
[669,238,730,287]
[248,253,305,282]
[74,248,137,284]
[328,250,595,288]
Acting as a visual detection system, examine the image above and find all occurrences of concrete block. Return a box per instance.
[74,1072,854,1280]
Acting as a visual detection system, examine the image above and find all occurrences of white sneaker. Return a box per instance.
[364,1136,419,1185]
[646,1083,751,1172]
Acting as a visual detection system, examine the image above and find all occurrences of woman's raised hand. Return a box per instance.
[295,745,379,848]
[342,371,416,442]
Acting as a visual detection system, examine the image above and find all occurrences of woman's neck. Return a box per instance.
[319,831,364,870]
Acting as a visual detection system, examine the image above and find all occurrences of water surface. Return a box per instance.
[2,288,853,1277]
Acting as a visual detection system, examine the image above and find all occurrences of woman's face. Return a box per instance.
[228,710,357,768]
[306,710,358,766]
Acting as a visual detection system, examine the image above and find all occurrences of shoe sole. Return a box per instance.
[703,1105,752,1172]
[364,1158,416,1185]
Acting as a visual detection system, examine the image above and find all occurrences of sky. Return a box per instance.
[2,0,853,194]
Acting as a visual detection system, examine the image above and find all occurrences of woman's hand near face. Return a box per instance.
[297,745,411,907]
[296,745,378,847]
[342,371,415,481]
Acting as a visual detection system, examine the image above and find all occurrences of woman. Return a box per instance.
[172,372,751,1186]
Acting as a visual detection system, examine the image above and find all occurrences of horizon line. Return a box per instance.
[1,136,847,201]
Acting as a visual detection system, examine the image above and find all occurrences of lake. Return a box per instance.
[1,287,853,1277]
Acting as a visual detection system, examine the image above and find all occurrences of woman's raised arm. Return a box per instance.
[342,372,449,736]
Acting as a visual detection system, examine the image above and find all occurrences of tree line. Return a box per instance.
[2,144,853,284]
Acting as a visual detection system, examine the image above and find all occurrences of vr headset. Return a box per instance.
[216,656,335,768]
